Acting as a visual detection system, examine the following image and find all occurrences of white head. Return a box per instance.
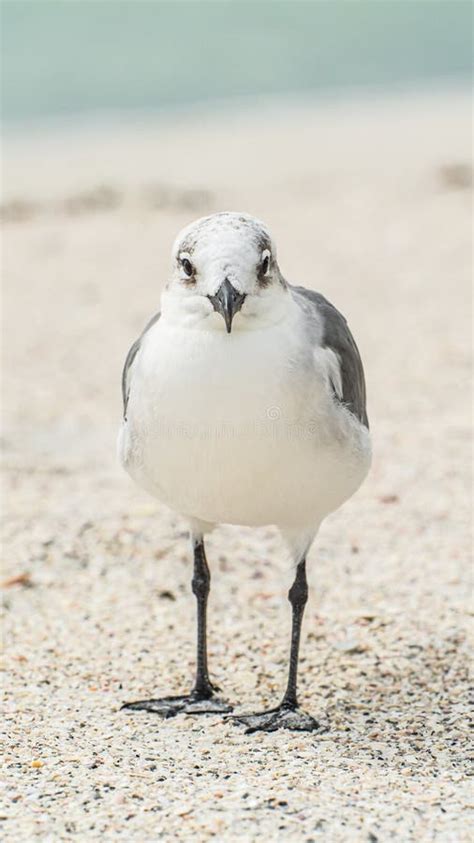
[161,212,288,332]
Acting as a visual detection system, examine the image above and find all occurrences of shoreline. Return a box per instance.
[3,77,470,136]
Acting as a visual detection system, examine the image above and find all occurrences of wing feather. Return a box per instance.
[121,312,160,419]
[290,285,369,428]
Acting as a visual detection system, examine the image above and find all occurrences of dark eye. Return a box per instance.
[181,258,194,277]
[261,255,270,275]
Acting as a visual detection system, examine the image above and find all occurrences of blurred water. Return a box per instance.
[1,1,471,124]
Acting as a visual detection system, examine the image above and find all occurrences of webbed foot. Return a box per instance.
[121,692,232,718]
[231,702,327,734]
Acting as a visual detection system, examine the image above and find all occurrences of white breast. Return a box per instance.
[118,309,371,530]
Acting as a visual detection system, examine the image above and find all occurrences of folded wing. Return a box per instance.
[290,285,369,428]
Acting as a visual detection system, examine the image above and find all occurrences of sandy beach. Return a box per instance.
[2,89,472,840]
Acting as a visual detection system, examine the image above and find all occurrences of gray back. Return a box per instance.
[121,312,160,419]
[290,285,369,428]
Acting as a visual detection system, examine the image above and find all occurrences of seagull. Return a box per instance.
[118,212,371,733]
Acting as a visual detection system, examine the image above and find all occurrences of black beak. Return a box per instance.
[208,278,246,334]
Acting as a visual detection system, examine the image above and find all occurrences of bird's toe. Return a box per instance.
[121,694,232,718]
[231,704,328,734]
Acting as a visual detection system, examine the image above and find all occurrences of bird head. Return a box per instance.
[163,212,288,332]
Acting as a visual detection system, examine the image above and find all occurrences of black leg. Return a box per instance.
[191,537,215,698]
[231,558,327,734]
[122,535,232,718]
[281,558,308,708]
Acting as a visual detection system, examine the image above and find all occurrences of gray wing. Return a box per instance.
[121,311,160,419]
[290,285,369,428]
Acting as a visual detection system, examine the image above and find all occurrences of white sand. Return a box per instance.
[2,90,472,841]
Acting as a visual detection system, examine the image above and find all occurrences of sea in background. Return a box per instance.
[2,0,472,127]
